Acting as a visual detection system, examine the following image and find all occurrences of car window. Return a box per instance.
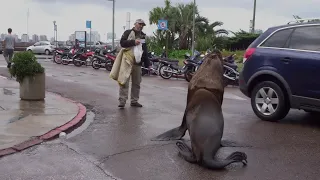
[260,28,293,48]
[34,42,40,46]
[288,25,320,51]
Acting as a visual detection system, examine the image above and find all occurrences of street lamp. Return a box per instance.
[191,0,196,56]
[251,0,257,33]
[108,0,115,50]
[53,21,56,46]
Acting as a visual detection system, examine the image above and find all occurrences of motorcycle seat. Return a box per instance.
[159,58,179,63]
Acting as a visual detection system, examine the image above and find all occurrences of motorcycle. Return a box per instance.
[91,49,116,71]
[72,48,95,67]
[223,54,239,87]
[158,58,186,79]
[183,50,204,82]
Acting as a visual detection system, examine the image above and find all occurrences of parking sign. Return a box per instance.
[158,20,168,30]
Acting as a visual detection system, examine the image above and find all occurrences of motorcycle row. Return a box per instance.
[52,46,240,87]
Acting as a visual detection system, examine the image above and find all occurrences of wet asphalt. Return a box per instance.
[0,57,319,180]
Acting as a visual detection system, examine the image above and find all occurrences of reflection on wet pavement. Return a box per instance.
[0,86,79,150]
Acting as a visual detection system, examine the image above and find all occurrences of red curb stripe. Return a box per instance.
[0,93,87,157]
[0,148,17,156]
[12,138,43,151]
[39,103,87,140]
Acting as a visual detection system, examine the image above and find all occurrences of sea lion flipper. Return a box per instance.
[176,141,197,163]
[151,127,186,141]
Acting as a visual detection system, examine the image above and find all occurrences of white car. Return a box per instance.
[26,41,55,55]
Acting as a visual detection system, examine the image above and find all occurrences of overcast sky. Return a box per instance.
[1,0,319,41]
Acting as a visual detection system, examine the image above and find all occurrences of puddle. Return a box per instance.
[65,111,95,139]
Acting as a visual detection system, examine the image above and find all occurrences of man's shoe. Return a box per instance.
[130,102,143,107]
[118,103,125,108]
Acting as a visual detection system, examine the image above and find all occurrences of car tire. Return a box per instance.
[250,81,290,122]
[45,49,50,55]
[27,49,32,53]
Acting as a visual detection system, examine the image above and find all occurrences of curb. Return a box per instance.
[0,86,87,157]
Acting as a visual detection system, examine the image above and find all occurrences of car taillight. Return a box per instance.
[243,48,256,63]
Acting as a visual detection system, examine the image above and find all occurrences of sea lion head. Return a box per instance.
[189,49,224,98]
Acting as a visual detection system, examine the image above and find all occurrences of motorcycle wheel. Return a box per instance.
[159,65,173,79]
[61,56,69,65]
[91,59,101,70]
[105,61,113,71]
[184,69,194,82]
[73,59,82,67]
[54,55,62,64]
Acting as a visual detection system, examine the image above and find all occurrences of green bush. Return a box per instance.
[9,51,45,83]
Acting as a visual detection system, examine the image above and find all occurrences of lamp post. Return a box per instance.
[251,0,257,33]
[191,0,196,56]
[108,0,115,50]
[53,21,56,46]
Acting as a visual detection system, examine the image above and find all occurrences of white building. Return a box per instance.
[32,34,39,42]
[21,34,29,42]
[39,35,47,41]
[86,31,101,42]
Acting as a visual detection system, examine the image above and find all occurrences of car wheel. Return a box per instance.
[27,49,32,53]
[45,49,50,55]
[250,81,290,122]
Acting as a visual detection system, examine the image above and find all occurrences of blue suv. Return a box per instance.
[239,19,320,121]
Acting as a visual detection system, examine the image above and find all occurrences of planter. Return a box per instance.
[19,73,45,101]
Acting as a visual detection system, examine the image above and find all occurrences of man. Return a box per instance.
[118,19,150,108]
[3,28,15,68]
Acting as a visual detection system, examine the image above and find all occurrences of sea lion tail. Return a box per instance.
[202,151,248,169]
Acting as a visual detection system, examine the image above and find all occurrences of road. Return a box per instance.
[0,56,319,180]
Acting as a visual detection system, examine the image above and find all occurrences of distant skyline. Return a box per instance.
[1,0,320,41]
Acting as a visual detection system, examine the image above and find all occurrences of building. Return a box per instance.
[107,32,116,40]
[69,33,75,41]
[0,33,5,41]
[32,34,39,42]
[39,35,47,41]
[21,34,29,42]
[87,31,101,42]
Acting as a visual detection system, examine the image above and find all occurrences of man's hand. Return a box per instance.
[135,39,141,45]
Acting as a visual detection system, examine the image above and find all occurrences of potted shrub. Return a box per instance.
[9,51,45,101]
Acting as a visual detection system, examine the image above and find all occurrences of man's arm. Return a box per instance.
[120,30,136,48]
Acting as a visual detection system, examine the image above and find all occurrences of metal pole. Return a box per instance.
[191,0,196,56]
[90,28,91,50]
[252,0,256,33]
[27,8,29,41]
[112,0,115,50]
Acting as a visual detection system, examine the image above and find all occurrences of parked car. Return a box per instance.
[26,41,56,55]
[239,18,320,122]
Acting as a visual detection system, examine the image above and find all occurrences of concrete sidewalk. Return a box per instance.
[0,76,86,157]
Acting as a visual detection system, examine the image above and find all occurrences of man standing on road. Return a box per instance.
[2,28,15,68]
[118,19,150,108]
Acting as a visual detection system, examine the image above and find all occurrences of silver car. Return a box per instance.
[26,41,55,55]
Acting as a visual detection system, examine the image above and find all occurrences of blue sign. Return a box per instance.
[86,20,91,29]
[157,20,168,30]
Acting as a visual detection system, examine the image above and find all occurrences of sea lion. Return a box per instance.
[151,51,247,169]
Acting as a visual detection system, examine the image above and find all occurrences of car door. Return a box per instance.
[257,28,300,95]
[40,42,48,54]
[32,42,41,53]
[285,25,320,99]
